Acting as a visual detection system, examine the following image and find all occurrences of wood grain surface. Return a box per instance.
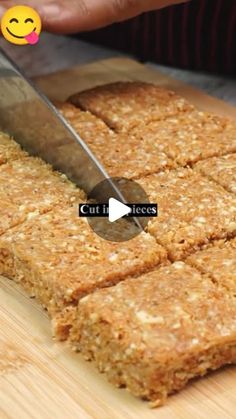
[1,58,236,419]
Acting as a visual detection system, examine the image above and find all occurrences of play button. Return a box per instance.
[108,198,131,222]
[81,177,154,242]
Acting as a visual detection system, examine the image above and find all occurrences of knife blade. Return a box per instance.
[0,48,143,226]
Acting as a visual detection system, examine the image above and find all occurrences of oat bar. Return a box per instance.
[69,262,236,405]
[195,154,236,193]
[68,82,194,132]
[137,167,236,260]
[0,132,27,164]
[57,102,175,178]
[131,111,236,166]
[0,205,167,339]
[186,238,236,294]
[56,102,113,138]
[0,156,83,234]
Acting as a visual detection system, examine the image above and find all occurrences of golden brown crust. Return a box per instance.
[70,262,236,405]
[195,154,236,193]
[1,81,236,405]
[186,237,236,294]
[68,82,194,132]
[0,205,167,339]
[0,157,83,235]
[57,102,175,179]
[0,132,27,165]
[131,111,236,166]
[137,167,236,260]
[65,85,236,177]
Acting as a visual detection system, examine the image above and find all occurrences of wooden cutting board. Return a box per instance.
[1,58,236,419]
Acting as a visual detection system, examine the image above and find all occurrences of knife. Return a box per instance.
[0,49,139,214]
[0,49,143,232]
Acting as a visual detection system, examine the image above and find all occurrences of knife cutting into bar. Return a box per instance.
[0,48,143,233]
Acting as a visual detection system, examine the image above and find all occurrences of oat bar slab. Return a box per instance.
[195,154,236,194]
[69,262,236,406]
[0,156,83,235]
[57,102,174,178]
[69,82,194,132]
[56,102,112,141]
[0,205,167,339]
[0,132,27,164]
[186,238,236,294]
[132,111,236,166]
[137,167,236,260]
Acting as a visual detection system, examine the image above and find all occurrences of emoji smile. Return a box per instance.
[6,26,36,38]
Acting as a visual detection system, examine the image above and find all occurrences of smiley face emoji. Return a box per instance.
[1,5,42,45]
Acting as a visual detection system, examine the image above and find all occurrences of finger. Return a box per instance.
[0,0,189,33]
[40,0,190,33]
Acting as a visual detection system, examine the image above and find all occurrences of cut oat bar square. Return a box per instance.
[99,136,175,179]
[56,102,112,141]
[68,82,194,132]
[0,205,167,339]
[137,167,236,260]
[131,111,236,166]
[195,154,236,193]
[57,102,175,178]
[0,132,27,164]
[186,238,236,294]
[69,262,236,406]
[0,156,83,234]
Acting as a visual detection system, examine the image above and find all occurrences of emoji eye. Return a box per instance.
[9,18,19,23]
[25,18,34,23]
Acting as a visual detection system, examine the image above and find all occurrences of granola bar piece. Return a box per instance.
[57,102,175,178]
[0,132,27,164]
[186,238,236,294]
[0,157,83,235]
[56,102,112,139]
[69,262,236,406]
[68,82,194,132]
[195,154,236,193]
[137,167,236,260]
[0,205,167,339]
[131,111,236,166]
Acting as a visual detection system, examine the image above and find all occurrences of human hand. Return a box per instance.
[0,0,189,33]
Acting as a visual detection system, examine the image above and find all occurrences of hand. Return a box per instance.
[0,0,189,33]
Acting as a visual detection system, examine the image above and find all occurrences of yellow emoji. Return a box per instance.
[1,5,41,45]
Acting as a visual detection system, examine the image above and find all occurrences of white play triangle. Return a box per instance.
[108,198,131,223]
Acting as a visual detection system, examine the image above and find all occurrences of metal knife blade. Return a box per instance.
[0,49,143,231]
[0,50,118,197]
